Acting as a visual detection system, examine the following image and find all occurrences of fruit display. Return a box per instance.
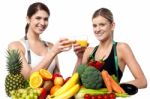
[29,69,53,89]
[51,73,62,81]
[50,85,61,95]
[52,72,79,97]
[10,87,43,99]
[5,49,25,96]
[43,80,54,92]
[29,74,43,88]
[47,73,80,99]
[39,69,53,80]
[54,77,64,86]
[4,54,133,99]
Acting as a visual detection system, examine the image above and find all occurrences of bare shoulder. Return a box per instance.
[117,42,132,52]
[8,41,25,53]
[117,42,133,57]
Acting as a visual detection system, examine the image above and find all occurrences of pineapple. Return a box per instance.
[5,49,25,97]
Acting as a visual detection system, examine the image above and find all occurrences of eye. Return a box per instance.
[35,16,41,20]
[93,24,97,28]
[44,17,48,21]
[99,23,105,26]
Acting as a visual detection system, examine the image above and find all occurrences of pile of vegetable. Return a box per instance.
[75,64,129,99]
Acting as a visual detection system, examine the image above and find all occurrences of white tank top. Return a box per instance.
[19,38,57,73]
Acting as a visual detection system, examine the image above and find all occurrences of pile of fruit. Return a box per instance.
[5,49,131,99]
[10,87,42,99]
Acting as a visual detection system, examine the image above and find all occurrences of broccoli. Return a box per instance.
[77,64,103,89]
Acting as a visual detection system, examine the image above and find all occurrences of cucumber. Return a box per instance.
[74,87,108,99]
[115,92,129,98]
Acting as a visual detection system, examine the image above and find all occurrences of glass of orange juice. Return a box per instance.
[75,35,88,47]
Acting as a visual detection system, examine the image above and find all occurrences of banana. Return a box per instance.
[52,84,80,99]
[53,72,79,96]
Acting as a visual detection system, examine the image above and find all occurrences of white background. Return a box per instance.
[0,0,149,98]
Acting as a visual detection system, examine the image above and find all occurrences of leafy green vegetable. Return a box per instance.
[77,64,103,89]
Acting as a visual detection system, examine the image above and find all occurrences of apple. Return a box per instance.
[54,77,64,86]
[52,73,62,81]
[38,88,47,99]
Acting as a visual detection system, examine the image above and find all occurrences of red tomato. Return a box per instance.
[84,94,91,99]
[91,96,97,99]
[109,93,116,99]
[103,94,109,99]
[97,95,103,99]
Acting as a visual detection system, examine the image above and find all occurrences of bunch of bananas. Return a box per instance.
[47,73,80,99]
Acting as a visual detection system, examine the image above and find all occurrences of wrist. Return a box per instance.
[77,57,83,62]
[50,46,60,55]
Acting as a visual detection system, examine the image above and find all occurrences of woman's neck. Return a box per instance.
[26,31,41,42]
[96,39,113,60]
[99,38,113,49]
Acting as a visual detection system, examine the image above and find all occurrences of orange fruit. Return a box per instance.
[30,71,40,81]
[50,85,61,95]
[29,74,43,88]
[54,77,64,86]
[39,69,52,80]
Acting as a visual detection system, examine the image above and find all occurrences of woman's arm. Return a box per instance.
[53,56,60,73]
[8,38,72,79]
[8,41,33,80]
[119,43,147,88]
[72,46,92,74]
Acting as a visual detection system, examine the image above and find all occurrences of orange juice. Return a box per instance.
[76,40,88,47]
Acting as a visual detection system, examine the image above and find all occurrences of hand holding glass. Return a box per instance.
[75,35,88,47]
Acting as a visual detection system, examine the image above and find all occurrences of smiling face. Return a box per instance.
[27,10,49,35]
[92,15,115,41]
[92,8,115,42]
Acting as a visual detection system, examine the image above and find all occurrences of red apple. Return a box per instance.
[38,88,47,99]
[52,73,62,81]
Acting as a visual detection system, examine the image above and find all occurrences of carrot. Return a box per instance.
[101,70,112,93]
[108,75,125,93]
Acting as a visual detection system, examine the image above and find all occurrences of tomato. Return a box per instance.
[109,93,116,99]
[97,95,103,99]
[91,96,97,99]
[84,94,91,99]
[103,94,109,99]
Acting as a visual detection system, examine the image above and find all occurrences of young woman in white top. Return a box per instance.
[8,2,72,80]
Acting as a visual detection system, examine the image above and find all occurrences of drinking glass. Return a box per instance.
[75,35,88,47]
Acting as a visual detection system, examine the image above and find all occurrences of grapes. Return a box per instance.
[10,87,41,99]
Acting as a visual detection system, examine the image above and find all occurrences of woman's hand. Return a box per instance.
[51,38,73,54]
[73,42,88,59]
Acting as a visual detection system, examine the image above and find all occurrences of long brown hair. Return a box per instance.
[25,2,50,34]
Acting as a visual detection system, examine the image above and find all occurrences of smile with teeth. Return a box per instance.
[97,33,104,36]
[38,26,45,31]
